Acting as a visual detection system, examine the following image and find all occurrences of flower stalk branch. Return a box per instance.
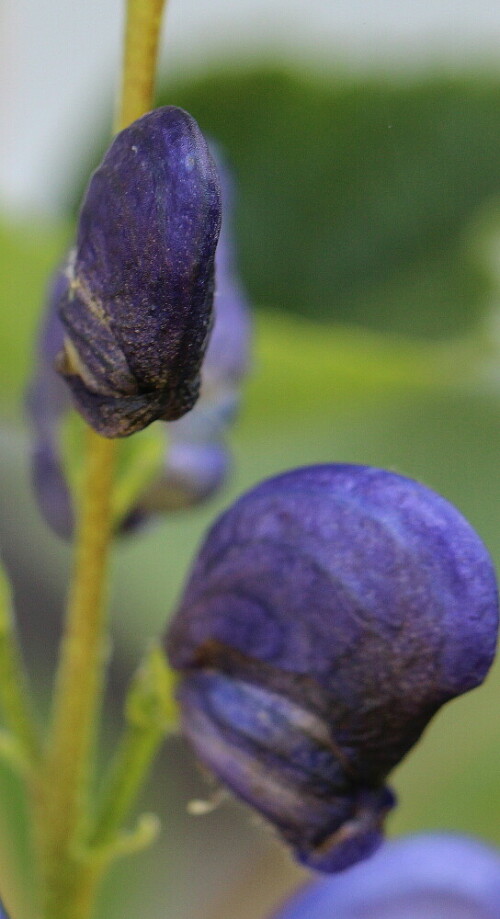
[89,646,178,854]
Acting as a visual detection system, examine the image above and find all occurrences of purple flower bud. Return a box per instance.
[25,268,74,539]
[56,107,221,438]
[27,140,250,535]
[269,834,500,919]
[138,439,230,514]
[166,465,499,873]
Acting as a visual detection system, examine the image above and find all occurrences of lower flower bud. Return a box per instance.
[167,464,499,872]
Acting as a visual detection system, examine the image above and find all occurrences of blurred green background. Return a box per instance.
[1,64,500,919]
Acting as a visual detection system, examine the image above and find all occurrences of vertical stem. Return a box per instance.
[36,2,167,916]
[118,0,168,131]
[48,434,115,787]
[38,432,115,919]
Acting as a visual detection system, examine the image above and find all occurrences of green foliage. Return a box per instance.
[59,65,500,341]
[125,646,178,733]
[163,67,500,337]
[0,219,70,414]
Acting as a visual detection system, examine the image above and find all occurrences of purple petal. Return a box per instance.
[57,107,221,437]
[166,464,499,872]
[26,268,74,539]
[29,141,250,536]
[270,834,500,919]
[138,440,230,513]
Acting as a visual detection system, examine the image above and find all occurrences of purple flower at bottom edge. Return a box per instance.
[166,465,499,873]
[269,834,500,919]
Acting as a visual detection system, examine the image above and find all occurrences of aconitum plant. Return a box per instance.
[0,2,499,919]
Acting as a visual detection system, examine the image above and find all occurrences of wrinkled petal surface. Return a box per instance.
[167,465,499,872]
[57,106,221,437]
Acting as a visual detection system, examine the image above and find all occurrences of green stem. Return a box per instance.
[38,431,116,919]
[32,0,167,914]
[118,0,168,131]
[0,567,40,768]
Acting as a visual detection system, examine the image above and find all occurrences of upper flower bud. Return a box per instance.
[27,145,249,538]
[166,464,499,873]
[269,834,500,919]
[56,106,221,437]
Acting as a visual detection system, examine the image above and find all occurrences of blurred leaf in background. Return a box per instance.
[165,67,500,337]
[0,220,70,417]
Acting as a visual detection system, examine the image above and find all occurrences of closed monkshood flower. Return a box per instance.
[56,106,221,437]
[269,834,500,919]
[166,465,499,873]
[27,148,249,536]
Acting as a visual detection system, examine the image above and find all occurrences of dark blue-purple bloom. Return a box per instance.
[56,106,221,437]
[166,465,499,873]
[27,149,250,536]
[269,834,500,919]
